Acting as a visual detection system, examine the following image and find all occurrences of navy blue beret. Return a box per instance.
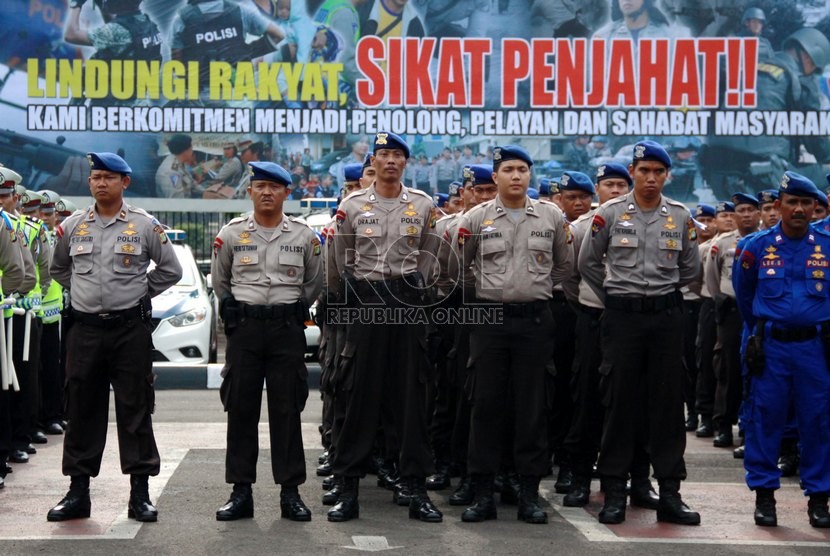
[559,171,595,195]
[343,163,363,182]
[362,152,373,170]
[526,187,539,200]
[87,152,131,175]
[731,192,759,208]
[779,171,820,200]
[448,181,462,197]
[538,178,551,196]
[434,193,449,207]
[632,140,671,169]
[757,189,778,205]
[695,203,716,218]
[818,190,829,208]
[716,201,735,214]
[469,164,495,187]
[373,131,409,158]
[493,145,533,168]
[248,161,292,185]
[596,162,632,186]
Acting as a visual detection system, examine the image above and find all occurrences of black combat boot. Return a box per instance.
[500,470,520,505]
[408,477,443,523]
[426,461,451,491]
[322,475,343,505]
[517,476,548,524]
[47,475,91,522]
[280,485,311,521]
[685,412,699,432]
[695,415,714,437]
[216,483,254,521]
[327,477,359,522]
[377,459,399,490]
[713,423,734,448]
[629,477,660,510]
[778,438,800,477]
[461,474,497,522]
[808,493,830,528]
[128,474,158,522]
[554,463,574,495]
[449,475,474,506]
[754,488,777,527]
[598,478,627,524]
[657,479,700,525]
[392,477,414,506]
[562,474,591,507]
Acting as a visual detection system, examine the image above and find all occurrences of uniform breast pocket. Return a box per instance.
[233,251,261,282]
[805,266,829,297]
[480,239,506,273]
[70,247,93,274]
[398,224,421,256]
[527,237,552,274]
[609,235,638,267]
[757,270,785,298]
[657,238,682,269]
[278,252,304,284]
[113,242,143,274]
[356,225,383,254]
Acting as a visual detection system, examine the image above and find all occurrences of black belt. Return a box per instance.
[577,303,603,318]
[72,305,143,327]
[551,291,567,303]
[240,302,303,321]
[605,292,682,313]
[769,324,820,343]
[478,299,548,318]
[353,276,420,299]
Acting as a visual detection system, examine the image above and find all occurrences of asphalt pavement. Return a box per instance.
[1,386,828,555]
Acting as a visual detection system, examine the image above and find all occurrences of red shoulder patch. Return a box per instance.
[213,236,223,255]
[55,224,64,239]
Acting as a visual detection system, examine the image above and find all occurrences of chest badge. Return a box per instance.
[404,203,418,217]
[813,270,825,279]
[663,216,677,230]
[763,246,779,260]
[123,256,132,267]
[361,204,372,212]
[620,238,630,245]
[766,268,776,275]
[121,222,138,236]
[121,244,136,254]
[482,226,496,233]
[619,214,632,221]
[240,256,252,264]
[239,232,253,245]
[75,244,85,253]
[364,228,374,235]
[406,226,418,235]
[666,239,678,249]
[811,245,826,260]
[287,268,297,278]
[483,220,494,226]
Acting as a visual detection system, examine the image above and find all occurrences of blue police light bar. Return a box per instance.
[300,198,339,211]
[165,229,187,242]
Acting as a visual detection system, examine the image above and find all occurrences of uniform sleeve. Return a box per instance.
[451,213,479,290]
[732,236,759,328]
[577,207,611,303]
[49,221,73,290]
[436,223,459,288]
[18,240,37,295]
[562,220,585,304]
[210,226,233,303]
[0,226,24,294]
[35,225,52,293]
[145,223,182,297]
[703,239,722,297]
[302,231,323,306]
[551,213,574,287]
[678,213,701,288]
[417,206,440,279]
[333,207,355,283]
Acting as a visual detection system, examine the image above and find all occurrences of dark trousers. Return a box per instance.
[450,324,472,471]
[331,319,434,479]
[11,314,42,448]
[598,307,687,481]
[713,303,743,430]
[40,321,63,426]
[467,309,554,476]
[564,306,652,480]
[682,299,702,416]
[695,298,717,418]
[428,305,459,464]
[62,318,159,477]
[223,317,308,486]
[548,295,576,463]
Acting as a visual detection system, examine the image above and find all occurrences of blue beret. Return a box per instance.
[469,164,494,187]
[461,165,473,185]
[248,161,291,185]
[818,190,829,208]
[493,145,533,168]
[596,162,632,186]
[434,193,449,207]
[538,178,551,196]
[559,171,595,195]
[632,140,671,169]
[549,177,561,195]
[731,192,759,208]
[757,189,778,205]
[343,163,363,182]
[716,201,735,214]
[694,203,716,218]
[779,170,820,200]
[373,131,409,158]
[448,181,462,197]
[526,187,539,200]
[362,152,373,170]
[87,152,131,175]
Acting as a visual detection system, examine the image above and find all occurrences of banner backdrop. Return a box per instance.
[2,0,830,202]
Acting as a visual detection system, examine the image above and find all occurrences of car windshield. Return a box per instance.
[147,244,197,287]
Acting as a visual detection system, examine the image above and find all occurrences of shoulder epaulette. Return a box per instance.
[407,188,432,200]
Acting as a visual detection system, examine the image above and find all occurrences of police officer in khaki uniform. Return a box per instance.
[326,132,441,523]
[579,140,701,526]
[453,145,572,524]
[47,152,182,523]
[212,161,322,521]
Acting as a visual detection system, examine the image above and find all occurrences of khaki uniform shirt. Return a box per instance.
[51,203,182,313]
[453,196,573,303]
[563,209,603,309]
[0,210,25,295]
[212,213,323,306]
[704,229,745,299]
[5,213,37,296]
[155,153,198,198]
[433,213,459,299]
[579,192,700,302]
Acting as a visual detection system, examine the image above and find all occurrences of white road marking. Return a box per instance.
[343,535,403,552]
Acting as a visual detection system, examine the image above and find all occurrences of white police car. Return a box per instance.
[150,230,218,364]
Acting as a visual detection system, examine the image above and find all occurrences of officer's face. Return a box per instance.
[813,204,828,222]
[561,190,593,221]
[462,185,477,209]
[629,160,669,202]
[494,161,531,202]
[697,216,716,241]
[248,180,288,213]
[0,193,15,213]
[746,19,763,36]
[447,196,464,214]
[734,204,760,231]
[776,194,815,236]
[40,210,57,230]
[715,212,736,233]
[760,203,780,228]
[360,166,376,188]
[372,149,406,182]
[473,183,497,204]
[343,181,361,196]
[89,170,129,203]
[596,178,630,205]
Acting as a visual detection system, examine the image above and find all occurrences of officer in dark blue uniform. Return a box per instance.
[733,171,830,529]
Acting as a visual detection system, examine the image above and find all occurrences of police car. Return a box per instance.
[150,230,218,364]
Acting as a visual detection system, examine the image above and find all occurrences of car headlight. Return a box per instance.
[168,306,208,327]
